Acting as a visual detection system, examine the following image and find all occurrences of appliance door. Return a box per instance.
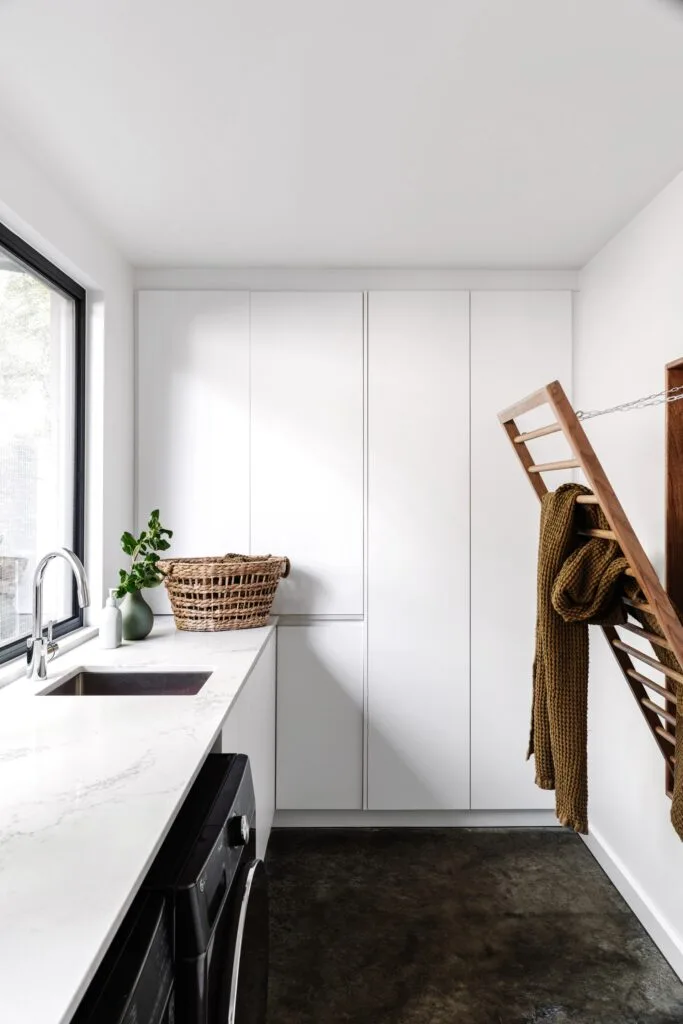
[72,895,175,1024]
[209,859,269,1024]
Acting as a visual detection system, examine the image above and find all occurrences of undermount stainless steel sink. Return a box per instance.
[39,669,212,696]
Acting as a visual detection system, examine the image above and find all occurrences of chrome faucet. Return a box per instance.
[27,548,90,680]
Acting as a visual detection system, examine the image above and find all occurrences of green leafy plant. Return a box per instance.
[114,509,173,599]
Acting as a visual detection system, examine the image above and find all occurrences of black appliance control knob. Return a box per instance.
[228,814,250,847]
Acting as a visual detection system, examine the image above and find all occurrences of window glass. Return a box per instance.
[0,244,78,651]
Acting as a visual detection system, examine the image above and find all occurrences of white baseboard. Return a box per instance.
[273,809,560,828]
[582,827,683,982]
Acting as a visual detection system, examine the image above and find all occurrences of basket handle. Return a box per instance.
[222,553,291,578]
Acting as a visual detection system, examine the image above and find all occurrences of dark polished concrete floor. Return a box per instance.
[266,828,683,1024]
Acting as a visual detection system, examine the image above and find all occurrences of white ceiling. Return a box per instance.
[1,0,683,268]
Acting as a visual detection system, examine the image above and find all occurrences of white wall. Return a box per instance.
[574,169,683,976]
[0,123,134,615]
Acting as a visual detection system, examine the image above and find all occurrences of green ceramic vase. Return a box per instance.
[121,589,154,641]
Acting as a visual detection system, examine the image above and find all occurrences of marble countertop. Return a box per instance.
[0,617,277,1024]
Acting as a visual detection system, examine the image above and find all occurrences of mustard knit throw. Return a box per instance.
[531,483,628,833]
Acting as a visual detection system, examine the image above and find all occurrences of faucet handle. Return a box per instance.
[46,620,59,661]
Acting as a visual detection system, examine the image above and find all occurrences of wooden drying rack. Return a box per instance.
[498,378,682,797]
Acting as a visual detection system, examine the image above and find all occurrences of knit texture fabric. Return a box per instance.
[531,483,628,833]
[623,580,683,840]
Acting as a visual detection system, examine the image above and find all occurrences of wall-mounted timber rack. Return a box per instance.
[499,379,683,798]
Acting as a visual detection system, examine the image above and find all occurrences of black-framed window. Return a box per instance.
[0,221,86,665]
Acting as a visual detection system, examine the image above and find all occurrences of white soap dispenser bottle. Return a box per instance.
[100,588,123,649]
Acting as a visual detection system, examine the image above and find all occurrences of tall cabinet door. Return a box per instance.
[137,291,251,614]
[470,291,572,809]
[250,293,364,615]
[367,292,470,810]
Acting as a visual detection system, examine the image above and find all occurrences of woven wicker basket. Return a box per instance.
[159,554,290,632]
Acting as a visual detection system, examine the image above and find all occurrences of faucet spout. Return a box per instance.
[28,548,90,680]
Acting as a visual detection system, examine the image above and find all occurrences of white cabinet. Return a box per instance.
[222,632,276,857]
[470,291,572,810]
[276,622,364,809]
[137,291,250,614]
[136,285,574,820]
[250,293,364,615]
[367,292,470,810]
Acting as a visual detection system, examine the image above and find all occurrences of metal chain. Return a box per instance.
[576,384,683,421]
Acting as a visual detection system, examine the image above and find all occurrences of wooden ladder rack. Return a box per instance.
[499,379,683,797]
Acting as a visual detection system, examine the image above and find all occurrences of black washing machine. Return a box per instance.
[72,754,268,1024]
[70,891,175,1024]
[146,753,269,1024]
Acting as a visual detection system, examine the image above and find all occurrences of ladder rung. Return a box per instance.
[578,528,617,540]
[576,494,600,505]
[613,640,683,686]
[624,568,636,578]
[656,726,676,747]
[620,621,672,651]
[528,458,581,474]
[642,698,677,726]
[623,596,653,613]
[513,422,562,444]
[626,668,677,704]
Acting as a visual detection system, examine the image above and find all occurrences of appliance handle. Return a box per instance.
[206,865,230,932]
